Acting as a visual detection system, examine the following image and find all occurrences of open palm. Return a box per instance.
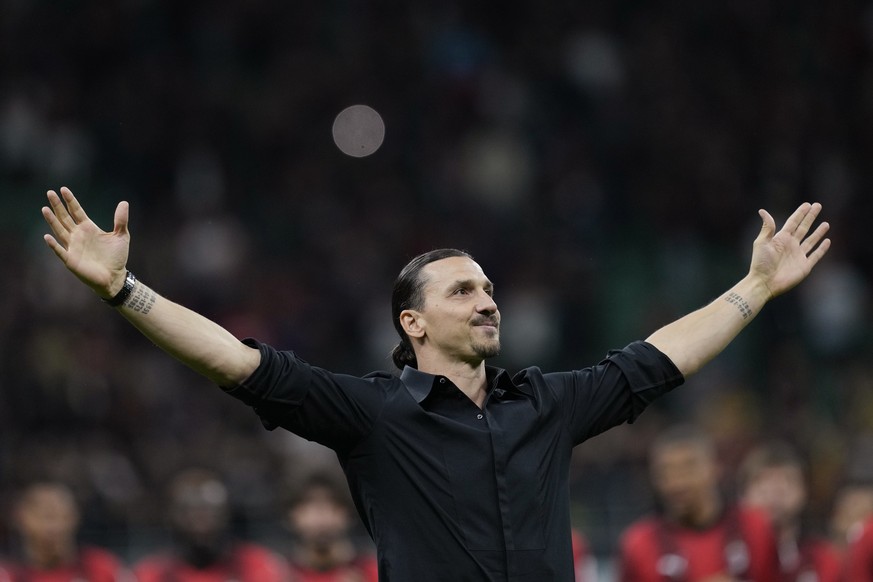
[749,202,830,299]
[42,187,131,297]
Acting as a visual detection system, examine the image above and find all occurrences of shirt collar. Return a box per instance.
[400,365,530,403]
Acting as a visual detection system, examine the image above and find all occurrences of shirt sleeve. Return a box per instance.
[223,339,386,452]
[545,341,684,445]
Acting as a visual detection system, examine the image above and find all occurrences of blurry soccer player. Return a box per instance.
[618,425,780,581]
[133,468,285,582]
[739,441,842,582]
[0,481,129,582]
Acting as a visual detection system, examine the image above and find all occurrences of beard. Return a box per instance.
[469,315,501,360]
[472,336,501,359]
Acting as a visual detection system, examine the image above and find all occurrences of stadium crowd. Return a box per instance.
[2,0,873,578]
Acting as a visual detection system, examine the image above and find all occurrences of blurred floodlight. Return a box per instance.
[332,104,385,158]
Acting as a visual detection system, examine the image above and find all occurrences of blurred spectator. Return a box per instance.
[829,481,873,554]
[738,441,842,582]
[282,471,377,582]
[0,481,129,582]
[133,468,285,582]
[617,425,780,581]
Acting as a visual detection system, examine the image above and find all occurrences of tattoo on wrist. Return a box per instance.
[122,282,156,314]
[725,292,752,319]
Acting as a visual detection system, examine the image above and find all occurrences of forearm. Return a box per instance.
[645,274,771,377]
[113,280,260,387]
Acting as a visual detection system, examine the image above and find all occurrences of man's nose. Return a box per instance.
[476,291,498,313]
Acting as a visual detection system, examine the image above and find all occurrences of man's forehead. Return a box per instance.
[423,256,489,284]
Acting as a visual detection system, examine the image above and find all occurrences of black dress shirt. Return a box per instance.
[225,340,684,581]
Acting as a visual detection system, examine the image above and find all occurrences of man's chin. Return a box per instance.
[474,341,501,360]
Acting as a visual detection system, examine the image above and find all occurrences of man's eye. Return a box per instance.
[454,288,469,295]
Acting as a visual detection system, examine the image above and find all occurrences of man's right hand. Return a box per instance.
[42,187,131,299]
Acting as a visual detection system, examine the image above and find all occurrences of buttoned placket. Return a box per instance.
[434,373,521,570]
[482,384,519,571]
[438,377,490,421]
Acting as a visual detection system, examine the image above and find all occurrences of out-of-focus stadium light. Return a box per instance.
[332,104,385,158]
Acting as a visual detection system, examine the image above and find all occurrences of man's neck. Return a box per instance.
[417,356,489,408]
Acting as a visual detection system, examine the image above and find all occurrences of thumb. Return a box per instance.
[755,208,775,243]
[114,201,130,236]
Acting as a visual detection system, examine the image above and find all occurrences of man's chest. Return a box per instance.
[348,392,570,552]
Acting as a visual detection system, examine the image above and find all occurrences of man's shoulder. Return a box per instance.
[362,370,401,382]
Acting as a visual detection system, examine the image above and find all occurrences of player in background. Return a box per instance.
[829,481,873,556]
[618,425,781,582]
[282,471,377,582]
[738,441,843,582]
[0,481,130,582]
[133,468,285,582]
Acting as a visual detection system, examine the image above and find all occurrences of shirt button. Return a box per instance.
[439,378,446,384]
[477,413,484,420]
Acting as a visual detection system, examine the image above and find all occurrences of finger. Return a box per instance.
[801,221,830,255]
[805,237,832,269]
[113,201,130,236]
[41,205,70,247]
[779,202,812,237]
[755,209,776,243]
[47,189,76,231]
[43,234,69,263]
[60,186,91,225]
[793,202,822,239]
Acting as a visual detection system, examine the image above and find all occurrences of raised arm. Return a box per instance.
[41,187,260,387]
[645,202,830,377]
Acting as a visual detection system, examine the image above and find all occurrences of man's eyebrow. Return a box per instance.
[447,279,473,289]
[447,279,494,290]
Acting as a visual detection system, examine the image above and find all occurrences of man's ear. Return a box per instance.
[400,309,425,339]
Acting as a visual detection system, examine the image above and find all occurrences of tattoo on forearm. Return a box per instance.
[123,283,157,314]
[725,292,752,319]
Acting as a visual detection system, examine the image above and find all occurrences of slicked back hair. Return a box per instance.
[390,248,473,369]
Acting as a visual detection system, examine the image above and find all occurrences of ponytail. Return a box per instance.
[391,340,418,370]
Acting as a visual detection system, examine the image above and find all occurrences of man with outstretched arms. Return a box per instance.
[41,187,830,581]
